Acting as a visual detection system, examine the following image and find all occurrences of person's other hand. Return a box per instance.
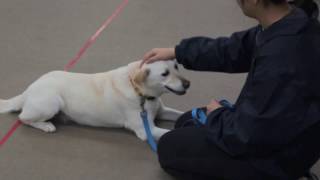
[140,48,175,67]
[206,99,222,115]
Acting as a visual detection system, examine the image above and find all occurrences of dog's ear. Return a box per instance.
[133,68,150,85]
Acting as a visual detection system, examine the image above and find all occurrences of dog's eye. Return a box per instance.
[174,64,179,70]
[161,70,170,77]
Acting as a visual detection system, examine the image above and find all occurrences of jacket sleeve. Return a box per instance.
[175,27,259,73]
[205,49,309,157]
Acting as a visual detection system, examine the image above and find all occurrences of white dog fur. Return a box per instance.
[0,60,190,141]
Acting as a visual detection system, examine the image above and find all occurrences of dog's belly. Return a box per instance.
[42,72,127,127]
[60,92,127,128]
[62,106,126,128]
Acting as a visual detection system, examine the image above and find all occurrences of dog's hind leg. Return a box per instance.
[28,121,56,133]
[19,110,58,133]
[18,95,63,133]
[19,107,59,133]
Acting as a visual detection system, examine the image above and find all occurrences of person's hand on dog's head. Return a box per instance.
[140,48,176,68]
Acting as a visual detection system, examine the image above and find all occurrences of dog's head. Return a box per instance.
[129,60,190,97]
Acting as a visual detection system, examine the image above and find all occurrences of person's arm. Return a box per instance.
[175,27,259,73]
[205,50,307,157]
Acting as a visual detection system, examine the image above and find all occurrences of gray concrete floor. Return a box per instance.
[0,0,319,179]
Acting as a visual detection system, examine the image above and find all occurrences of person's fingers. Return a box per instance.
[146,55,161,64]
[140,48,174,67]
[140,51,156,67]
[143,51,156,61]
[140,58,149,68]
[140,60,147,68]
[140,55,158,67]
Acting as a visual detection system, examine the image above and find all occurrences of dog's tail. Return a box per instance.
[0,95,24,114]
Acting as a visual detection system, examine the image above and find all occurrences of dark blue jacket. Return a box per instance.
[175,8,320,178]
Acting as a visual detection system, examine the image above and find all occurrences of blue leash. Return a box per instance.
[191,108,207,125]
[140,110,158,152]
[191,99,235,125]
[141,99,234,152]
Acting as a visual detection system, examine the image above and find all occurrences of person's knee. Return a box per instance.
[157,130,179,169]
[174,107,207,129]
[174,111,192,129]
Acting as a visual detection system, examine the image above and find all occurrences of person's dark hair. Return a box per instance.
[263,0,319,19]
[290,0,319,19]
[263,0,287,5]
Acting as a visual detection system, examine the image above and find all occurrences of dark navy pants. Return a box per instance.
[157,108,267,180]
[157,107,320,180]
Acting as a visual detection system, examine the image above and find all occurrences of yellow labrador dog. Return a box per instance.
[0,60,190,141]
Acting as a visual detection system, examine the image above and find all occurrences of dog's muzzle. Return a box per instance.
[165,79,190,95]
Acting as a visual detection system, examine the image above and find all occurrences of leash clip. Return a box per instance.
[140,110,147,119]
[140,97,146,111]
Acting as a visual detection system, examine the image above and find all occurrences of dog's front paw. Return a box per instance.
[135,130,147,141]
[152,128,170,141]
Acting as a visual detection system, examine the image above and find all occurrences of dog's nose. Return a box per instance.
[182,80,190,89]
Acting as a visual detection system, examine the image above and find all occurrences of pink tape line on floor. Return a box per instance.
[0,0,129,148]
